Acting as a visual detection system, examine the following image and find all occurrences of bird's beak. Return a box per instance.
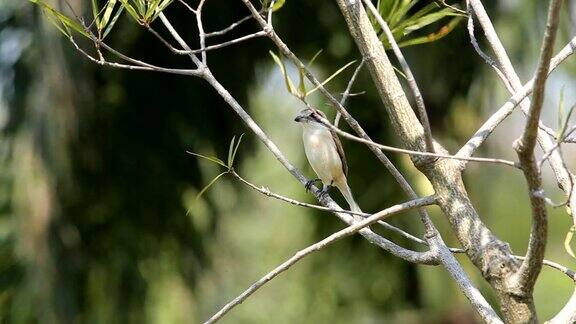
[294,115,304,122]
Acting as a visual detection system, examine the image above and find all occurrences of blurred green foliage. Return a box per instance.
[0,0,575,323]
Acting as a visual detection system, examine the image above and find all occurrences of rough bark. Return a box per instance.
[333,0,536,322]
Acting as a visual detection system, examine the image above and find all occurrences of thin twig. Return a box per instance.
[457,36,576,159]
[71,34,200,76]
[149,25,266,55]
[335,59,364,127]
[313,110,520,168]
[241,2,503,321]
[203,196,437,324]
[514,0,563,293]
[467,0,576,222]
[230,170,372,217]
[364,0,435,153]
[514,256,576,282]
[230,170,452,252]
[177,0,196,14]
[196,0,207,64]
[437,0,467,15]
[466,3,513,92]
[206,14,255,37]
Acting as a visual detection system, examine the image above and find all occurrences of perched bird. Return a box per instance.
[294,108,361,213]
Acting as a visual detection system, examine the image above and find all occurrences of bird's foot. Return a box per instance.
[305,178,321,192]
[319,186,330,197]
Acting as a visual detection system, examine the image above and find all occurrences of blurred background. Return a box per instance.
[1,0,575,323]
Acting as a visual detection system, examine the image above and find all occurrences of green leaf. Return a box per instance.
[298,68,306,98]
[227,135,236,167]
[395,16,463,48]
[102,6,124,39]
[133,0,146,16]
[101,0,118,29]
[196,172,228,200]
[230,133,244,167]
[307,49,323,68]
[389,0,420,27]
[269,51,296,95]
[92,0,101,30]
[557,104,575,142]
[186,151,227,168]
[29,0,89,37]
[118,0,140,21]
[150,0,173,21]
[565,226,576,259]
[306,60,356,96]
[272,0,286,11]
[373,0,464,49]
[144,0,160,20]
[402,9,461,35]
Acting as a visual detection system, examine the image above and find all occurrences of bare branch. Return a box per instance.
[335,59,364,127]
[177,0,197,14]
[457,36,576,159]
[196,0,207,64]
[148,25,266,55]
[364,0,435,153]
[312,110,520,168]
[241,1,504,321]
[203,196,437,324]
[205,14,255,38]
[466,0,576,221]
[229,170,460,252]
[466,5,513,92]
[513,0,563,295]
[201,66,438,262]
[70,34,201,76]
[158,13,203,67]
[229,170,371,217]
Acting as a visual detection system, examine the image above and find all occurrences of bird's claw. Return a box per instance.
[319,186,330,197]
[305,178,320,192]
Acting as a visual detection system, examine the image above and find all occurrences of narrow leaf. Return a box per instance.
[307,49,323,68]
[29,0,89,37]
[395,17,462,48]
[101,0,118,29]
[92,0,101,30]
[269,51,296,95]
[565,226,576,259]
[196,172,228,200]
[102,6,124,39]
[558,87,565,133]
[306,60,356,96]
[558,104,575,142]
[272,0,286,11]
[186,151,227,168]
[227,136,236,167]
[118,0,140,21]
[230,133,244,168]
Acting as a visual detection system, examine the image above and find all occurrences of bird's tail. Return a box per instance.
[335,179,361,213]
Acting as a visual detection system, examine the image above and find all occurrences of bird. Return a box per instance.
[294,108,361,213]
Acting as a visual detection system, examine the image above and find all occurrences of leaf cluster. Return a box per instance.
[372,0,465,49]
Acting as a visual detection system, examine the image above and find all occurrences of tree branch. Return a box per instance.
[334,59,364,127]
[241,2,500,321]
[312,110,520,168]
[512,0,562,297]
[467,0,576,220]
[456,36,576,160]
[330,0,525,322]
[203,195,438,324]
[363,0,435,153]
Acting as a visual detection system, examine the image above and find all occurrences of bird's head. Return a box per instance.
[294,108,327,125]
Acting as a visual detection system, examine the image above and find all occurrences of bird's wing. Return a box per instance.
[330,130,348,177]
